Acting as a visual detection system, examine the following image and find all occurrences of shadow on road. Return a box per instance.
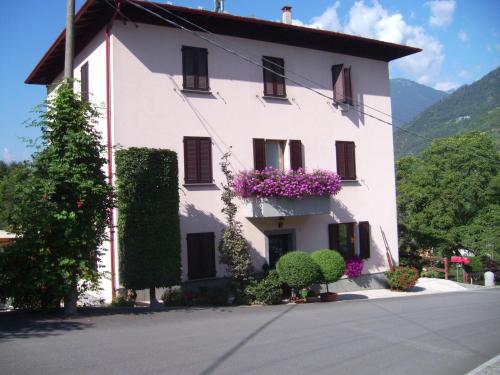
[199,304,297,375]
[336,294,369,301]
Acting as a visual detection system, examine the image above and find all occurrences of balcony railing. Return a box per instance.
[243,196,331,218]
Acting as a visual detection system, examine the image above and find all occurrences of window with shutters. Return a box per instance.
[80,62,89,101]
[187,232,216,280]
[335,141,356,180]
[262,56,286,97]
[254,139,292,171]
[328,223,355,258]
[182,46,209,91]
[183,136,213,184]
[332,64,352,105]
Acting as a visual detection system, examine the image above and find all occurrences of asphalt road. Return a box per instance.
[1,289,499,375]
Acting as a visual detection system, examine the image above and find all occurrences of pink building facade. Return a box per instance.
[27,1,420,301]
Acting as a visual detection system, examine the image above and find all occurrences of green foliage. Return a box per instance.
[311,250,345,289]
[245,271,283,305]
[111,296,134,307]
[385,267,419,291]
[116,148,181,291]
[464,255,488,274]
[0,162,30,229]
[396,132,499,258]
[0,81,113,310]
[276,251,321,289]
[162,288,186,307]
[162,286,229,306]
[395,66,500,157]
[218,152,253,284]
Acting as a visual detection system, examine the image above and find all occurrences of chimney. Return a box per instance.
[214,0,224,13]
[282,6,292,24]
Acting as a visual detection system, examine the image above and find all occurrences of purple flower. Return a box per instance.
[345,257,364,278]
[233,168,342,199]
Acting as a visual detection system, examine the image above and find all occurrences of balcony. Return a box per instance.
[243,196,331,218]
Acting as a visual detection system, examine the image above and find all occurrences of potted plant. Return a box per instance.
[276,251,321,303]
[311,249,345,302]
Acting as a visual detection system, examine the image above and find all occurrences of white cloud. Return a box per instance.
[458,69,468,78]
[2,147,12,163]
[458,30,468,42]
[308,2,342,31]
[426,0,456,28]
[434,81,459,91]
[292,1,446,85]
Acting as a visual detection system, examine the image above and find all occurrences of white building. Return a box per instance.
[26,0,420,301]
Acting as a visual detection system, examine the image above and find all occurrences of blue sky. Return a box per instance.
[1,0,499,162]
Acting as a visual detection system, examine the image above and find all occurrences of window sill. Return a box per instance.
[181,88,212,95]
[341,179,360,185]
[262,95,289,101]
[183,183,216,186]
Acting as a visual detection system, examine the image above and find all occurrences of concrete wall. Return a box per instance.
[106,21,399,291]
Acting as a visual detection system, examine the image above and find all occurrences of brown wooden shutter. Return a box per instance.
[182,47,195,90]
[263,57,286,97]
[328,224,340,251]
[198,138,213,183]
[289,140,303,171]
[184,137,198,183]
[335,141,346,178]
[332,64,344,102]
[187,232,216,279]
[80,62,89,101]
[336,141,356,180]
[344,67,352,105]
[197,49,209,90]
[253,138,266,170]
[359,221,370,259]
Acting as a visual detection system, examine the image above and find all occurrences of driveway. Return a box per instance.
[1,289,499,375]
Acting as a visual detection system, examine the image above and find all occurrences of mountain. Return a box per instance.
[390,78,447,128]
[394,66,500,158]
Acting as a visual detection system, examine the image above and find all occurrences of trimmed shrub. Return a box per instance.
[311,250,345,291]
[276,251,321,289]
[385,266,419,291]
[245,271,283,305]
[162,288,186,307]
[116,148,181,296]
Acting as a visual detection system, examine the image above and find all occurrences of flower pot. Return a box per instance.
[320,292,338,302]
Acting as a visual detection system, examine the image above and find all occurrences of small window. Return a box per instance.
[182,46,209,91]
[332,64,352,105]
[253,139,285,171]
[183,137,212,184]
[328,223,355,258]
[187,232,216,280]
[335,141,356,180]
[80,62,89,101]
[262,56,286,97]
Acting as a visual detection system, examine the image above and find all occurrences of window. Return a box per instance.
[328,223,355,258]
[335,141,356,180]
[328,222,371,259]
[254,138,293,171]
[80,62,89,101]
[262,56,286,97]
[187,232,216,280]
[332,64,352,105]
[182,46,209,91]
[183,137,212,184]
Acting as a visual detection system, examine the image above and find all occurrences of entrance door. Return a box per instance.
[268,233,292,268]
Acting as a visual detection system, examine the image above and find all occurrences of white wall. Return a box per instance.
[109,22,399,285]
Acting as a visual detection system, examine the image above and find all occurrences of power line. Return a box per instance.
[114,0,500,164]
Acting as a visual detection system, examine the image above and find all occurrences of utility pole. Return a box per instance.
[64,0,75,80]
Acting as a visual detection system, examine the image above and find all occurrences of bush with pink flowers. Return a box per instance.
[233,168,342,199]
[345,257,364,278]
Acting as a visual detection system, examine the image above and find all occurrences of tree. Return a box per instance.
[0,162,29,229]
[218,151,253,288]
[115,148,181,305]
[396,132,499,258]
[0,81,113,313]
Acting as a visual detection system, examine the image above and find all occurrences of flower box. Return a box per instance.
[244,196,331,218]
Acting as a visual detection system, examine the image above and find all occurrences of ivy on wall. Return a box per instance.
[116,148,181,291]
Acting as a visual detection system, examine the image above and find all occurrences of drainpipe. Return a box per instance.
[106,3,121,299]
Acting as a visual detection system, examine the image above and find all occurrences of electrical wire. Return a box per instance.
[112,0,500,164]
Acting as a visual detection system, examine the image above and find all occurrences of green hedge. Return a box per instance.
[116,148,181,290]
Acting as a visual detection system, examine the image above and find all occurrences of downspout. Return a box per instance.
[106,4,120,299]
